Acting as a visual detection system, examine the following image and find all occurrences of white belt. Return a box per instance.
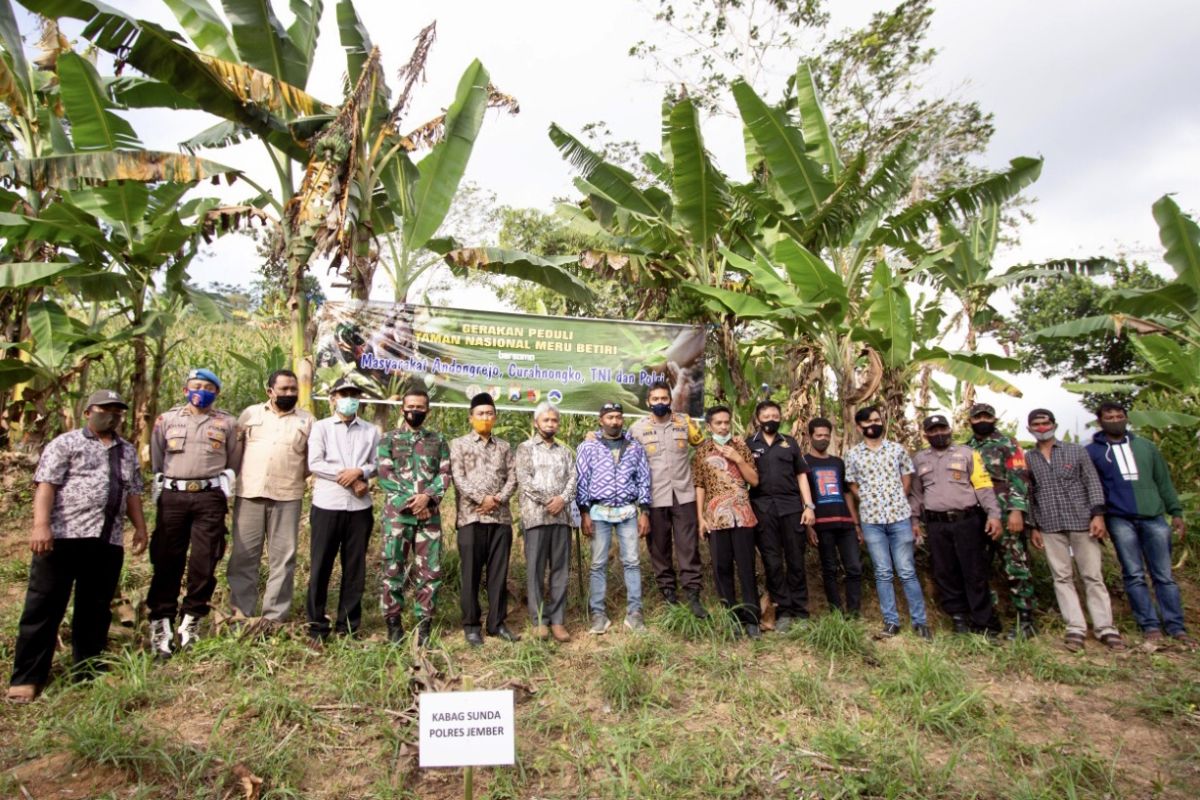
[163,477,220,492]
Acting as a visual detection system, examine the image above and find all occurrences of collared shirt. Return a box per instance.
[34,428,144,546]
[801,454,856,528]
[691,439,757,530]
[378,426,452,524]
[236,402,314,501]
[909,444,1001,519]
[576,431,651,511]
[308,414,380,512]
[450,432,517,526]
[151,404,242,478]
[845,440,914,525]
[1025,440,1107,533]
[514,435,578,530]
[746,432,809,516]
[966,432,1030,513]
[629,413,701,507]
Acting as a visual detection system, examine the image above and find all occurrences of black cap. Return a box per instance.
[86,389,128,409]
[330,377,364,395]
[969,403,996,417]
[1028,408,1056,424]
[922,414,951,431]
[599,401,623,414]
[469,392,495,410]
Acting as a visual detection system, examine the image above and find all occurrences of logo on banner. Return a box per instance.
[548,390,563,405]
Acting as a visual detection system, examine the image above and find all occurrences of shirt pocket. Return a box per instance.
[165,425,188,453]
[206,427,227,452]
[947,459,970,483]
[239,420,260,443]
[673,427,688,450]
[291,427,308,456]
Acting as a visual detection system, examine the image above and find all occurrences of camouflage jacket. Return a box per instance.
[377,427,451,522]
[966,432,1029,513]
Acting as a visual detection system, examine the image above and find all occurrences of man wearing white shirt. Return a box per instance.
[305,378,379,642]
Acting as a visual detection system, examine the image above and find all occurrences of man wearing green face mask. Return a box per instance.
[305,377,380,644]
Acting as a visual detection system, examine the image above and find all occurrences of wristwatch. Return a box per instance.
[804,503,816,510]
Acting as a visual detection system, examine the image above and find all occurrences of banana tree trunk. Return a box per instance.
[957,323,979,422]
[289,250,313,412]
[130,333,151,462]
[718,316,751,406]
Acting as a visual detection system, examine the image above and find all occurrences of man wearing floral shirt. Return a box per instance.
[844,406,930,640]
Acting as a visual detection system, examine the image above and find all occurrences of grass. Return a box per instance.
[870,648,990,736]
[789,609,878,661]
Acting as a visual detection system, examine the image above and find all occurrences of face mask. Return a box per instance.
[760,420,780,435]
[335,397,360,417]
[471,418,495,436]
[602,424,624,438]
[1100,421,1128,437]
[273,395,298,412]
[404,409,428,428]
[1029,427,1056,442]
[928,433,952,450]
[650,402,671,417]
[712,432,732,445]
[862,424,884,440]
[89,411,121,434]
[538,427,556,441]
[812,439,830,453]
[971,421,995,438]
[187,389,216,409]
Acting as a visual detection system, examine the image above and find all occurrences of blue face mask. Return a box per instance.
[336,397,360,417]
[186,389,216,409]
[650,402,671,417]
[712,432,733,445]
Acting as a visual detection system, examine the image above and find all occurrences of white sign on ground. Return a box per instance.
[418,690,515,768]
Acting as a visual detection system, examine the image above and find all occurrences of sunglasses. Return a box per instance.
[601,402,624,413]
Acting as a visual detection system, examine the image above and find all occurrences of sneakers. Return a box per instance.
[589,614,612,635]
[775,616,794,634]
[624,611,646,632]
[875,623,901,639]
[177,614,201,650]
[686,591,709,619]
[913,623,933,641]
[150,618,173,660]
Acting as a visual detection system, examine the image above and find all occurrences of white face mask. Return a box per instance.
[336,397,360,417]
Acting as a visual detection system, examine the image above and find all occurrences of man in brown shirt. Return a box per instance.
[147,368,242,658]
[227,369,313,623]
[450,393,518,646]
[629,381,707,617]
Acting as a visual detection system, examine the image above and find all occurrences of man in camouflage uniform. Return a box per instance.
[966,403,1037,638]
[377,387,450,647]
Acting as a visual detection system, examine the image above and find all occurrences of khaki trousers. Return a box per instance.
[1041,530,1117,639]
[228,497,302,621]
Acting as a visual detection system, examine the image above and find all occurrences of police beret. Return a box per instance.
[187,368,221,390]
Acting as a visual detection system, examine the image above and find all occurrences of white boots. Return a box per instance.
[149,614,202,660]
[177,614,201,650]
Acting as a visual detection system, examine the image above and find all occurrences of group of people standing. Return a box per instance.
[5,368,1194,702]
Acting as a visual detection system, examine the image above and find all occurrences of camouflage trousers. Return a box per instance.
[991,528,1036,613]
[380,515,443,623]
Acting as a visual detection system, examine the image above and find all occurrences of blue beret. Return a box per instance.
[187,368,222,390]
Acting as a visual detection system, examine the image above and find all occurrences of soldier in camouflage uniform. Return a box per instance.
[377,387,451,647]
[966,403,1037,638]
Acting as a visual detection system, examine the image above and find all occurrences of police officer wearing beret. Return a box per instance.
[146,369,242,658]
[909,414,1003,636]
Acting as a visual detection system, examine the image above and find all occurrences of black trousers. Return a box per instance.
[147,488,228,620]
[709,527,759,625]
[648,500,702,593]
[10,539,124,687]
[458,523,512,633]
[815,524,863,613]
[307,506,373,636]
[753,503,809,618]
[927,512,1000,632]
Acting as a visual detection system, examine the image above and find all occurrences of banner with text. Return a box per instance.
[314,302,706,417]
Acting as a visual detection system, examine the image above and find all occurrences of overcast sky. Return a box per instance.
[35,0,1200,432]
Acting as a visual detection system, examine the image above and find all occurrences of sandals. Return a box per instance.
[1099,632,1127,652]
[5,684,39,704]
[1063,633,1086,653]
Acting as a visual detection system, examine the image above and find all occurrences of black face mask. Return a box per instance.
[1100,420,1128,438]
[538,427,556,440]
[812,439,830,453]
[862,424,884,440]
[759,420,780,435]
[649,402,671,417]
[273,395,299,412]
[88,411,121,435]
[928,433,952,450]
[602,424,624,438]
[404,409,428,429]
[970,421,995,438]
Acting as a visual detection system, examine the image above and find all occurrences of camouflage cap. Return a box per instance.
[968,403,996,417]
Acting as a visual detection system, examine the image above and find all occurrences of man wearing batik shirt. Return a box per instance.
[450,392,519,647]
[692,405,761,637]
[8,391,146,703]
[576,401,652,635]
[844,406,930,640]
[515,402,578,642]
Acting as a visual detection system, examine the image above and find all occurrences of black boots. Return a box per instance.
[386,616,404,644]
[687,591,709,619]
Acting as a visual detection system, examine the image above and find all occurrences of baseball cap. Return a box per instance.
[968,403,996,417]
[1027,408,1056,424]
[330,376,365,395]
[922,414,951,431]
[86,389,128,409]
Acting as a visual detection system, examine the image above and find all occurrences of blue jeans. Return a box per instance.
[589,516,642,617]
[861,519,927,627]
[1107,515,1187,635]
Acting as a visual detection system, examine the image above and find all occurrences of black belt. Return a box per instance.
[924,507,981,523]
[164,477,220,492]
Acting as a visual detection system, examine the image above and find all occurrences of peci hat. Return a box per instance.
[968,403,996,418]
[86,389,128,409]
[469,392,495,410]
[1027,408,1056,425]
[922,414,951,431]
[187,368,222,390]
